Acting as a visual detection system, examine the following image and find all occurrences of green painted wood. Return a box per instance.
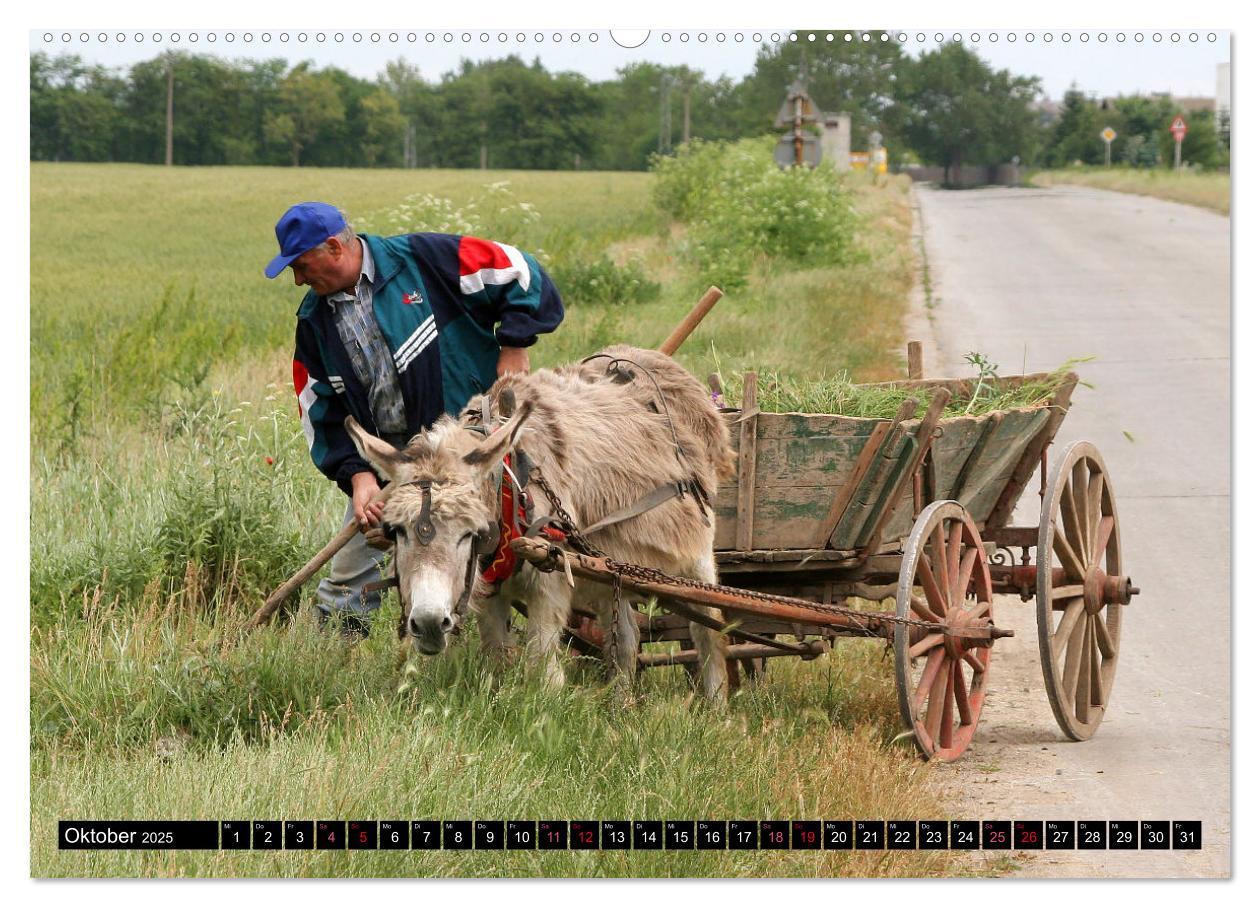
[714,401,1054,553]
[829,423,918,550]
[715,412,888,550]
[956,408,1051,525]
[929,416,991,501]
[851,434,921,548]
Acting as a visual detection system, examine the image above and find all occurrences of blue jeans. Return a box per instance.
[315,497,390,618]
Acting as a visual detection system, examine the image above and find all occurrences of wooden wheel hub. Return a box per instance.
[942,608,987,658]
[1084,568,1135,614]
[1083,569,1106,616]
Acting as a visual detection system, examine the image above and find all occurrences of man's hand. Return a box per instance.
[363,526,393,551]
[350,471,385,530]
[497,346,530,377]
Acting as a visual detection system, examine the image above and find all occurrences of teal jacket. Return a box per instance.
[292,232,564,493]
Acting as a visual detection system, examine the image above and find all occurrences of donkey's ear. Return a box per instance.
[464,399,534,468]
[345,416,402,480]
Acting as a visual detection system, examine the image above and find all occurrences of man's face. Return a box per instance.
[289,239,352,296]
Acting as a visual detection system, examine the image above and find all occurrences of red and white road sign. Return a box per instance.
[1170,116,1188,141]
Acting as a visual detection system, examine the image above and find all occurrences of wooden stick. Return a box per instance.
[735,371,759,552]
[246,487,390,629]
[658,286,723,355]
[907,341,924,380]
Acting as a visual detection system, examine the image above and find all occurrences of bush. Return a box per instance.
[549,255,660,307]
[650,140,743,221]
[651,138,861,290]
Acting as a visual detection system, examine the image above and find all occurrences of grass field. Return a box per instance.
[1030,166,1231,215]
[29,163,961,878]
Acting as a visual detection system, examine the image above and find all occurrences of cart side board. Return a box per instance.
[713,370,1078,560]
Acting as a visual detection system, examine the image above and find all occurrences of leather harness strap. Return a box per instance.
[581,478,709,536]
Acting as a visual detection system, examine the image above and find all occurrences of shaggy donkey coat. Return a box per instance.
[345,344,737,699]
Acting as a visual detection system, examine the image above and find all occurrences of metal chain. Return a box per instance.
[527,468,954,636]
[609,572,623,671]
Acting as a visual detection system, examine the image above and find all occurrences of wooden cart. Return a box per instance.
[527,350,1138,762]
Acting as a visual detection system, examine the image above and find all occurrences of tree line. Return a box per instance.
[30,38,1228,174]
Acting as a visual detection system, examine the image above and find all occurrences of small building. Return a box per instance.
[820,112,851,171]
[1216,62,1231,128]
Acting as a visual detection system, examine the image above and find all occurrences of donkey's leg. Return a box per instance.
[475,593,515,662]
[525,572,571,690]
[594,593,641,686]
[680,552,729,702]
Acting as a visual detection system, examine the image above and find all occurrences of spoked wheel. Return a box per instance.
[1037,442,1136,740]
[895,501,997,762]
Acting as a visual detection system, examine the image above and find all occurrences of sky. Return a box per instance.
[29,28,1231,102]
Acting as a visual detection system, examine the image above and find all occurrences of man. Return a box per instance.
[264,201,564,635]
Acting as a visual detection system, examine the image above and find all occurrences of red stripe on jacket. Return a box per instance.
[458,236,512,276]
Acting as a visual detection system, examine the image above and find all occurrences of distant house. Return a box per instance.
[1097,92,1214,112]
[819,113,851,171]
[1216,62,1231,129]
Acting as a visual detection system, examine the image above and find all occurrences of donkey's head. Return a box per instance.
[345,400,532,655]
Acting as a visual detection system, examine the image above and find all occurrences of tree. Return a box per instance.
[589,62,674,170]
[892,43,1041,183]
[380,58,439,167]
[1178,109,1224,169]
[264,64,345,166]
[358,88,407,167]
[1042,86,1106,167]
[729,34,905,145]
[30,53,125,162]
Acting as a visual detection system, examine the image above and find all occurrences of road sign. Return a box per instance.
[1170,116,1187,169]
[774,133,821,168]
[1101,126,1116,167]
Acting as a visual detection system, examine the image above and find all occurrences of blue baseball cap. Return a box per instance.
[264,201,348,279]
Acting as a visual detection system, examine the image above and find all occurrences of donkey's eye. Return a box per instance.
[382,522,402,541]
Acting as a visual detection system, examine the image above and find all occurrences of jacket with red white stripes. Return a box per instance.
[292,232,564,495]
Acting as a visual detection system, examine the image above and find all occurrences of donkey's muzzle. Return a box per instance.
[408,613,454,655]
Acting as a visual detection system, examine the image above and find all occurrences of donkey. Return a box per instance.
[344,345,736,700]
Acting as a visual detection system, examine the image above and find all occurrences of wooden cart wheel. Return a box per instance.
[895,500,995,762]
[1037,442,1132,741]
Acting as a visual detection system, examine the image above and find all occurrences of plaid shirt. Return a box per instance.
[326,239,408,436]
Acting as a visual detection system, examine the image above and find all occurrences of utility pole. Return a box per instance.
[681,73,692,145]
[405,121,416,168]
[164,53,174,167]
[658,73,673,154]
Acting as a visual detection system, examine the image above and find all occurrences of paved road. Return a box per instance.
[912,184,1230,878]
